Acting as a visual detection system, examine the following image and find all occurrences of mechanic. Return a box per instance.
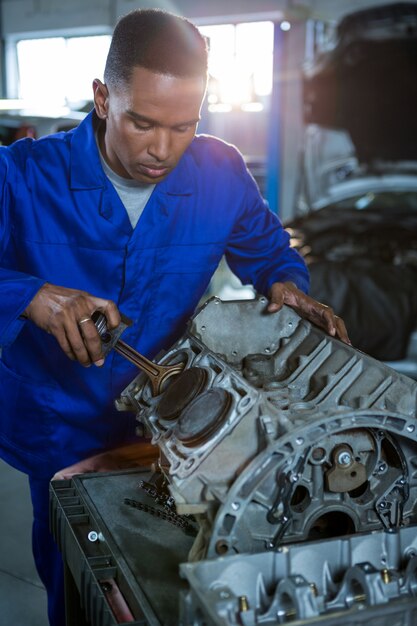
[0,9,348,626]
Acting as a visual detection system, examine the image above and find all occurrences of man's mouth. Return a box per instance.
[138,164,170,179]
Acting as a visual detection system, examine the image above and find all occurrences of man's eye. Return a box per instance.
[134,122,152,131]
[175,125,193,133]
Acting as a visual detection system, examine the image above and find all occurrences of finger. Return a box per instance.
[77,317,105,366]
[267,302,282,313]
[335,316,351,345]
[52,328,77,361]
[92,298,121,329]
[267,284,285,313]
[65,321,94,367]
[321,307,337,336]
[319,307,351,344]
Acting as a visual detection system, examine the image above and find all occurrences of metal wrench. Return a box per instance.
[92,311,184,396]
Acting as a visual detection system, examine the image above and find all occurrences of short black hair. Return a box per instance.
[104,9,208,88]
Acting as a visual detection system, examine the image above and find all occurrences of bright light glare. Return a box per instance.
[199,21,273,109]
[241,102,264,112]
[66,36,111,103]
[280,21,291,31]
[17,38,66,106]
[0,99,27,109]
[17,35,111,107]
[208,103,233,113]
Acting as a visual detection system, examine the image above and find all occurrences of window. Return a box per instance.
[14,22,274,113]
[199,21,274,112]
[16,35,111,107]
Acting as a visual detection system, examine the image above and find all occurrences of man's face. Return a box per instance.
[93,66,206,183]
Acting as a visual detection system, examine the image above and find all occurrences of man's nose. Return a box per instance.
[148,128,171,162]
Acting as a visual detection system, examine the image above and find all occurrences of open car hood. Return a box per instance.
[301,2,417,209]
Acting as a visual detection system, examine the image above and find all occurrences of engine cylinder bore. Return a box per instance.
[174,388,232,447]
[307,510,356,541]
[157,367,208,422]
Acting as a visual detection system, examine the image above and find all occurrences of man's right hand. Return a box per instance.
[23,283,121,367]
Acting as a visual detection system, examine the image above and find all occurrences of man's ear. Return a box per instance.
[93,79,109,119]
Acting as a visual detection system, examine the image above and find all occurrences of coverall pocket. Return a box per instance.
[0,359,58,469]
[153,243,223,306]
[142,244,224,352]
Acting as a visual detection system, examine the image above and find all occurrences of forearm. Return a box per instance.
[226,219,309,296]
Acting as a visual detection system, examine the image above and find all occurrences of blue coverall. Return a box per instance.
[0,110,309,624]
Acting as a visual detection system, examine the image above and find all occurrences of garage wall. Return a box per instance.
[2,0,113,35]
[1,0,407,35]
[117,0,287,23]
[1,0,288,35]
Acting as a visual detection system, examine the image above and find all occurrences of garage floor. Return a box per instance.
[0,458,47,625]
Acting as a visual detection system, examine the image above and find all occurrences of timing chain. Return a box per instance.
[123,480,197,536]
[137,479,176,510]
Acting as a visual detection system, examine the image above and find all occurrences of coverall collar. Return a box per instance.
[70,110,195,195]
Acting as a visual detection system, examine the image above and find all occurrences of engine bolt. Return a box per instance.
[337,451,352,466]
[88,531,99,543]
[310,583,318,596]
[381,569,391,584]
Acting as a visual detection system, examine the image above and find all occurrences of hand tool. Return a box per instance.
[92,311,184,396]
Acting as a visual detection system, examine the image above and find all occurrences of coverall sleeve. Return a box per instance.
[225,158,310,296]
[0,149,46,346]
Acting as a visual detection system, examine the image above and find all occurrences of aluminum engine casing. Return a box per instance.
[121,297,417,555]
[119,297,417,624]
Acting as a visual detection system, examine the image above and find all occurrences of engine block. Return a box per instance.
[118,297,417,623]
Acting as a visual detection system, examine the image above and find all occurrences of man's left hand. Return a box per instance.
[268,281,351,344]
